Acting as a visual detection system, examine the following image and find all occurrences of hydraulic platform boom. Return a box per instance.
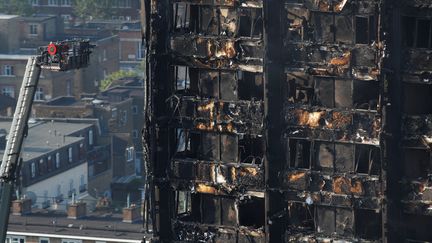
[0,39,93,242]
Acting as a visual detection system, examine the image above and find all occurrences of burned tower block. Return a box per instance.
[145,0,432,242]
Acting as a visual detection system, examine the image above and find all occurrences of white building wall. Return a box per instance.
[23,162,88,210]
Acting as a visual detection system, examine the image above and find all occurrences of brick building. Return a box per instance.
[29,0,142,25]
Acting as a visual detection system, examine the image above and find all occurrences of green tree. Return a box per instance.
[73,0,113,23]
[0,0,34,16]
[100,70,138,91]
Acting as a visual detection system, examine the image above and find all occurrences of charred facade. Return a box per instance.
[143,0,432,242]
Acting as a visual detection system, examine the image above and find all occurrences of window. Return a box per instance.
[132,129,139,138]
[175,66,190,91]
[61,239,82,243]
[30,162,36,178]
[38,158,45,175]
[47,155,53,171]
[61,0,70,6]
[103,69,107,79]
[48,0,58,6]
[61,15,71,24]
[126,147,135,161]
[355,16,376,44]
[173,3,190,30]
[3,65,14,76]
[68,147,73,163]
[6,236,25,243]
[34,87,44,101]
[66,80,72,96]
[29,24,38,35]
[403,16,432,48]
[137,42,144,59]
[2,86,15,98]
[39,238,50,243]
[79,174,86,192]
[103,49,107,61]
[132,105,138,115]
[55,152,60,168]
[31,0,39,6]
[88,129,94,145]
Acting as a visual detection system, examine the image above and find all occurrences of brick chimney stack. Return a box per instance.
[11,198,32,216]
[67,202,86,219]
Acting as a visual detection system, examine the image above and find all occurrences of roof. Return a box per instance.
[19,15,56,22]
[0,14,18,20]
[0,119,94,161]
[0,54,33,60]
[7,209,148,242]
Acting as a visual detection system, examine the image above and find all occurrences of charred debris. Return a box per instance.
[142,0,432,242]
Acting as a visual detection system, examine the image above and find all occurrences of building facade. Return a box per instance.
[144,0,432,242]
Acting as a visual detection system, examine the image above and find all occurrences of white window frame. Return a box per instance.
[132,105,138,114]
[88,129,94,145]
[7,235,26,243]
[29,24,38,35]
[68,147,73,163]
[31,162,36,178]
[3,65,14,76]
[48,0,58,6]
[132,129,139,138]
[31,0,39,6]
[61,240,82,243]
[2,86,15,98]
[34,87,44,101]
[126,146,135,162]
[39,237,50,243]
[61,0,71,6]
[55,152,60,168]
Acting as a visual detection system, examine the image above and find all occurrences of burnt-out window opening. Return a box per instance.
[176,191,201,222]
[220,134,238,163]
[238,8,263,38]
[353,80,379,110]
[174,129,200,158]
[287,202,315,230]
[316,206,354,236]
[335,15,353,44]
[355,209,382,240]
[403,148,430,179]
[315,142,335,172]
[355,145,381,175]
[286,7,309,42]
[355,16,376,44]
[287,73,314,104]
[238,71,264,100]
[312,12,335,43]
[175,66,190,91]
[239,135,264,164]
[200,194,237,226]
[173,3,190,30]
[314,77,335,107]
[288,139,311,169]
[315,78,373,109]
[176,191,192,216]
[238,197,265,228]
[402,16,432,48]
[201,132,220,161]
[174,66,199,94]
[403,83,432,115]
[404,214,432,241]
[198,71,237,100]
[315,142,355,173]
[335,143,354,173]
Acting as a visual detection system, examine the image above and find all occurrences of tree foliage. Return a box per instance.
[0,0,34,16]
[73,0,113,23]
[100,70,138,91]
